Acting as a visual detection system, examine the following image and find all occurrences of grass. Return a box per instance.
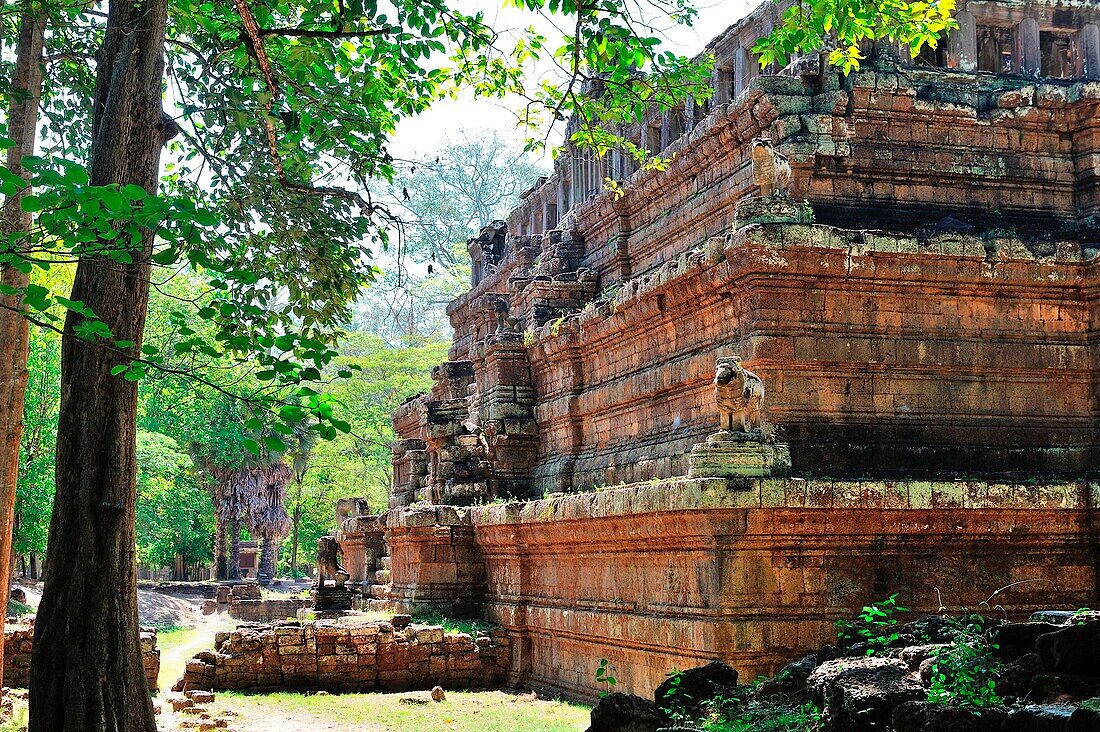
[412,611,495,637]
[5,601,32,618]
[0,700,27,732]
[156,625,208,691]
[214,690,589,732]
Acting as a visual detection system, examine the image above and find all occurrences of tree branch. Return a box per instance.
[257,26,394,39]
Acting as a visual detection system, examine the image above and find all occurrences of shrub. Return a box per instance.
[835,594,908,655]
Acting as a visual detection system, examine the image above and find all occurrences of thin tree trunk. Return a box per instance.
[30,0,168,728]
[227,515,242,581]
[214,513,227,580]
[28,552,37,580]
[290,509,301,575]
[0,3,46,692]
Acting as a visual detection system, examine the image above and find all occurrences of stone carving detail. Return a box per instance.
[714,356,764,434]
[316,536,349,589]
[689,356,790,479]
[735,138,813,230]
[750,137,791,197]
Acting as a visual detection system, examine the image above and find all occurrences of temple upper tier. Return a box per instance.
[393,0,1100,507]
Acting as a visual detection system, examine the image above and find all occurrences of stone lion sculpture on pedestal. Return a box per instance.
[714,356,764,433]
[750,137,791,197]
[316,536,350,589]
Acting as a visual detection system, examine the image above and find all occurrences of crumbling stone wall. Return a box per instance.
[175,618,509,692]
[227,599,312,623]
[3,621,161,691]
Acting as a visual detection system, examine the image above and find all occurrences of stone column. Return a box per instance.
[1017,18,1041,75]
[714,66,733,105]
[735,47,756,96]
[1083,23,1100,80]
[544,201,558,229]
[950,10,977,71]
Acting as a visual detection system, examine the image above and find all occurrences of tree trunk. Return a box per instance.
[28,552,37,580]
[29,0,168,729]
[258,535,276,582]
[173,552,185,581]
[0,3,46,692]
[227,515,242,581]
[290,507,301,575]
[214,514,227,580]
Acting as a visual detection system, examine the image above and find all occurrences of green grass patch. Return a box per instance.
[412,611,495,637]
[156,625,206,691]
[5,600,33,618]
[216,690,588,732]
[0,699,28,732]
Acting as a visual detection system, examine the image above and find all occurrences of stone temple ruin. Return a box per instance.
[334,0,1100,701]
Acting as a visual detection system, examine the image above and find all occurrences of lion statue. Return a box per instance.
[714,356,765,433]
[750,137,791,197]
[316,536,350,589]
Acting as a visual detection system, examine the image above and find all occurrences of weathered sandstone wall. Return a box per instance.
[526,224,1098,488]
[409,68,1100,489]
[227,598,312,623]
[3,621,161,691]
[382,479,1099,701]
[175,618,510,693]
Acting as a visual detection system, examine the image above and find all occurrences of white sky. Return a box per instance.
[388,0,756,167]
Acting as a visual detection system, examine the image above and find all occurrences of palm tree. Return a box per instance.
[240,462,292,581]
[202,456,291,581]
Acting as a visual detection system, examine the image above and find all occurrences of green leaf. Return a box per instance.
[263,436,286,453]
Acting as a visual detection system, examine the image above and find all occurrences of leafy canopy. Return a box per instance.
[754,0,958,73]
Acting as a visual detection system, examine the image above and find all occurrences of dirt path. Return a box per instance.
[14,583,202,630]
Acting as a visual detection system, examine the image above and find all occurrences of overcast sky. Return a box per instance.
[388,0,756,168]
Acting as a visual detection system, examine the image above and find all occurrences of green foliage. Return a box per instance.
[412,611,495,637]
[134,430,213,570]
[277,333,447,573]
[359,135,542,343]
[595,658,618,698]
[658,670,691,723]
[701,701,822,732]
[835,593,908,655]
[754,0,958,73]
[926,617,1003,709]
[7,599,34,617]
[14,268,68,561]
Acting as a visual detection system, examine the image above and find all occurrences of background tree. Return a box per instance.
[135,430,212,579]
[13,318,59,579]
[0,0,46,690]
[357,135,543,342]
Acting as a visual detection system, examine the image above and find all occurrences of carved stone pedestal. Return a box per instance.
[734,195,813,229]
[688,431,791,478]
[312,586,355,613]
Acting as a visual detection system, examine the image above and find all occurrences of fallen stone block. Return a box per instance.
[586,692,666,732]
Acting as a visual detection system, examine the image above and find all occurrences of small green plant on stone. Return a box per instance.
[702,701,822,732]
[927,638,1003,709]
[835,594,908,656]
[596,658,618,698]
[523,328,536,346]
[1072,607,1094,623]
[658,669,692,724]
